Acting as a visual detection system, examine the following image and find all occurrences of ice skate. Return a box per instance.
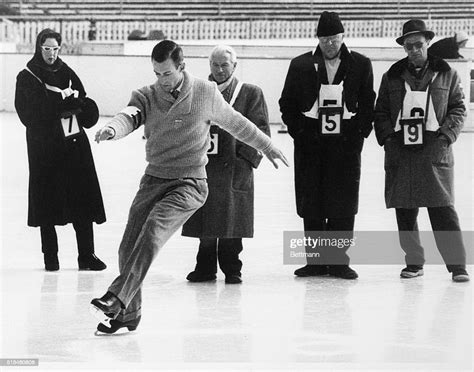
[94,316,141,335]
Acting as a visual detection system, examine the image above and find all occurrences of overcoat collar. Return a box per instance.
[312,43,353,84]
[387,54,450,79]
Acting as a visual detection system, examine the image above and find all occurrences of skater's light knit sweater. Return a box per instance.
[107,71,273,179]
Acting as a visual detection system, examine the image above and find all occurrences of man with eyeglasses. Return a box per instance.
[374,19,469,282]
[279,11,375,279]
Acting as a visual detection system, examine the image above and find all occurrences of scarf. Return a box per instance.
[26,28,66,87]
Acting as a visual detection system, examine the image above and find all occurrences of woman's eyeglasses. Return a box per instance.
[41,46,60,52]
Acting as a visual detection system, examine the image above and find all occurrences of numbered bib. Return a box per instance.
[61,115,81,138]
[400,117,425,146]
[208,132,219,155]
[319,105,343,135]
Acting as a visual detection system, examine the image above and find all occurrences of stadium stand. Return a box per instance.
[2,0,474,20]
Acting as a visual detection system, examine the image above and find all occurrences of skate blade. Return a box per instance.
[89,304,113,328]
[94,328,136,337]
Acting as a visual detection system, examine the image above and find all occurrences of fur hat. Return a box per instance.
[317,11,344,37]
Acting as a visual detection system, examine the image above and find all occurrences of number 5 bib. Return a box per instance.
[318,83,344,135]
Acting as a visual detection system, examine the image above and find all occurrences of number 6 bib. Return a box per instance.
[207,125,219,155]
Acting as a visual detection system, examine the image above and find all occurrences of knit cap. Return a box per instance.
[317,11,344,37]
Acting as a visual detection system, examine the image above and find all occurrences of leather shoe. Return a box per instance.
[78,254,107,271]
[96,316,141,334]
[294,265,328,277]
[186,271,216,282]
[225,274,242,284]
[90,292,124,326]
[452,268,470,282]
[400,265,424,278]
[328,265,358,279]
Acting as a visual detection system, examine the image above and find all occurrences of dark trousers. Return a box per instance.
[40,221,94,256]
[303,216,355,265]
[195,238,243,276]
[395,206,466,272]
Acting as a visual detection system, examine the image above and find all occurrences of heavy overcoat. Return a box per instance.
[374,56,465,208]
[182,77,270,238]
[14,29,105,227]
[279,44,375,219]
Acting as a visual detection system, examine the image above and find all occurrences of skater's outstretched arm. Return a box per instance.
[95,105,142,143]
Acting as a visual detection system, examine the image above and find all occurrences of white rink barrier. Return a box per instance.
[0,48,471,128]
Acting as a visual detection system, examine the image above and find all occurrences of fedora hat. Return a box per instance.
[396,19,435,45]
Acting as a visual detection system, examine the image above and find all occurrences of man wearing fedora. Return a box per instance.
[374,19,469,282]
[279,11,375,279]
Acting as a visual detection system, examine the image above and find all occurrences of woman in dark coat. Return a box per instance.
[14,28,107,271]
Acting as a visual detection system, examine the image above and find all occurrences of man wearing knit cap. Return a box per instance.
[428,31,469,59]
[374,19,469,282]
[279,11,375,279]
[89,40,288,334]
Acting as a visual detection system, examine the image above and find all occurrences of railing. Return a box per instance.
[1,18,474,44]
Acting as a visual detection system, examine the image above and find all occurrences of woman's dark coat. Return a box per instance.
[279,44,375,219]
[182,77,270,238]
[14,29,105,227]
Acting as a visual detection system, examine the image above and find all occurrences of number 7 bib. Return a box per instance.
[61,115,81,138]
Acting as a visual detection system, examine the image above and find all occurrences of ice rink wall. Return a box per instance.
[0,41,472,128]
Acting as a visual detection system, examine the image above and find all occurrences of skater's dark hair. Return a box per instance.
[151,40,183,68]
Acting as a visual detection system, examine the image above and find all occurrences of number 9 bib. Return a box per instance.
[400,117,425,146]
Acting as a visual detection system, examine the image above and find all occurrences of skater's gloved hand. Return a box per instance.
[263,144,289,169]
[95,126,115,143]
